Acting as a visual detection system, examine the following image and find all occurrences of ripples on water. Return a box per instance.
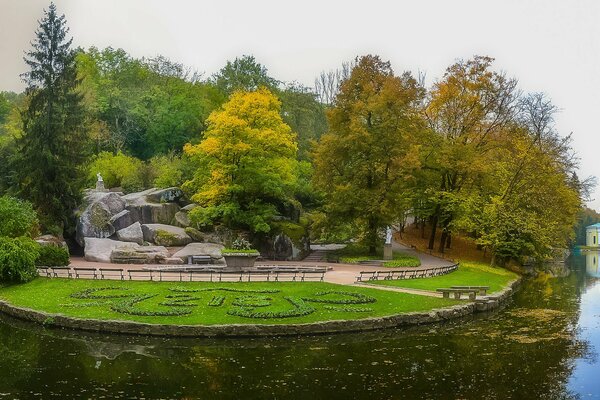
[1,253,600,399]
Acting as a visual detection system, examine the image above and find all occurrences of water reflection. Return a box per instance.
[0,255,597,399]
[585,249,600,278]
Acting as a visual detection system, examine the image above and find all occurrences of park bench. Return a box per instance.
[450,286,489,296]
[436,288,478,300]
[73,267,98,279]
[187,255,212,265]
[127,269,151,280]
[300,271,325,282]
[356,271,378,282]
[99,268,125,280]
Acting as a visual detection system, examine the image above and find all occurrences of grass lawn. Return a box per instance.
[369,262,518,293]
[0,278,458,325]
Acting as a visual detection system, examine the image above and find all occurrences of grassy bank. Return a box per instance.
[330,244,421,267]
[369,261,518,293]
[0,278,457,325]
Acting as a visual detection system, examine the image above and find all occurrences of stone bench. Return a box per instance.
[436,288,479,300]
[450,285,489,296]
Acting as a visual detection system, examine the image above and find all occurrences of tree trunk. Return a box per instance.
[438,230,448,253]
[428,207,440,250]
[367,218,377,255]
[446,233,452,249]
[421,219,426,239]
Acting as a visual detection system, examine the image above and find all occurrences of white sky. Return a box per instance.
[1,0,599,209]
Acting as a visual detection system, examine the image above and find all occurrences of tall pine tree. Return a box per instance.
[18,3,88,235]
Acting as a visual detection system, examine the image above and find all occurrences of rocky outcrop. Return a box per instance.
[123,188,181,225]
[116,222,144,245]
[141,224,192,246]
[172,242,225,264]
[173,211,191,228]
[109,210,134,231]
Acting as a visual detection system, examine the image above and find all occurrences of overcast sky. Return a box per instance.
[1,0,599,209]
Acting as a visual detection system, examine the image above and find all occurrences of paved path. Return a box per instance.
[67,240,455,298]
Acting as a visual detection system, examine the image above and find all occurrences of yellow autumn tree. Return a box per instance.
[183,87,298,233]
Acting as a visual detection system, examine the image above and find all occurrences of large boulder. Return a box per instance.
[172,243,225,264]
[173,211,191,228]
[110,245,169,264]
[109,210,134,231]
[84,238,137,263]
[146,187,184,203]
[123,188,180,225]
[116,222,144,245]
[141,224,192,246]
[76,202,115,247]
[76,191,128,246]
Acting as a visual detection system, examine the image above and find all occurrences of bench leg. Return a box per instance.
[442,292,449,299]
[469,292,476,300]
[453,292,461,300]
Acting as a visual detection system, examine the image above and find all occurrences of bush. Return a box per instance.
[35,245,70,267]
[87,152,147,193]
[0,237,40,283]
[0,196,39,238]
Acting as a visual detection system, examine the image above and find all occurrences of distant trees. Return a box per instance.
[16,3,88,234]
[212,55,279,96]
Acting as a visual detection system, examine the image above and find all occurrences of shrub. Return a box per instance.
[0,237,40,283]
[0,196,39,238]
[87,151,147,193]
[35,245,70,267]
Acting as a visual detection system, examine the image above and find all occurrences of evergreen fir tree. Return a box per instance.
[17,2,88,235]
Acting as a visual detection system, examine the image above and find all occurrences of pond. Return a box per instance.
[0,252,599,399]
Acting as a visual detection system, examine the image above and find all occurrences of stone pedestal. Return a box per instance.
[383,243,393,260]
[96,180,108,192]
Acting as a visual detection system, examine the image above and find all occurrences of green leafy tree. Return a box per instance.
[16,3,89,234]
[183,87,298,233]
[313,55,426,254]
[213,55,279,96]
[87,151,147,192]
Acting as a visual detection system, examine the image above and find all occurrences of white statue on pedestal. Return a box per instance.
[96,172,107,191]
[96,172,103,183]
[385,226,393,244]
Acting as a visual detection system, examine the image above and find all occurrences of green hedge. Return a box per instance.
[35,245,70,267]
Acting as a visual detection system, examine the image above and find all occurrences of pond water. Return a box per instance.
[2,252,600,399]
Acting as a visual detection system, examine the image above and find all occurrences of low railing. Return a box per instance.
[36,267,325,283]
[355,263,459,282]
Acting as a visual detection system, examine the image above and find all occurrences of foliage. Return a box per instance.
[231,238,253,250]
[0,237,40,283]
[184,88,298,233]
[35,245,69,267]
[149,153,195,188]
[382,255,421,268]
[212,55,279,96]
[15,3,89,233]
[0,196,39,238]
[574,207,600,245]
[227,297,316,319]
[313,55,426,254]
[301,291,376,304]
[87,151,146,192]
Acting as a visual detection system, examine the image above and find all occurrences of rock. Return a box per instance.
[141,224,193,246]
[172,242,225,263]
[123,188,180,225]
[181,204,197,212]
[173,211,191,228]
[84,238,137,263]
[160,257,185,265]
[110,245,169,264]
[76,202,115,247]
[109,210,134,231]
[75,191,128,246]
[116,222,144,245]
[35,234,68,250]
[83,191,126,215]
[146,187,183,203]
[184,227,205,242]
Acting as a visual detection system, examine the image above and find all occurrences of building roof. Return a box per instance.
[587,223,600,229]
